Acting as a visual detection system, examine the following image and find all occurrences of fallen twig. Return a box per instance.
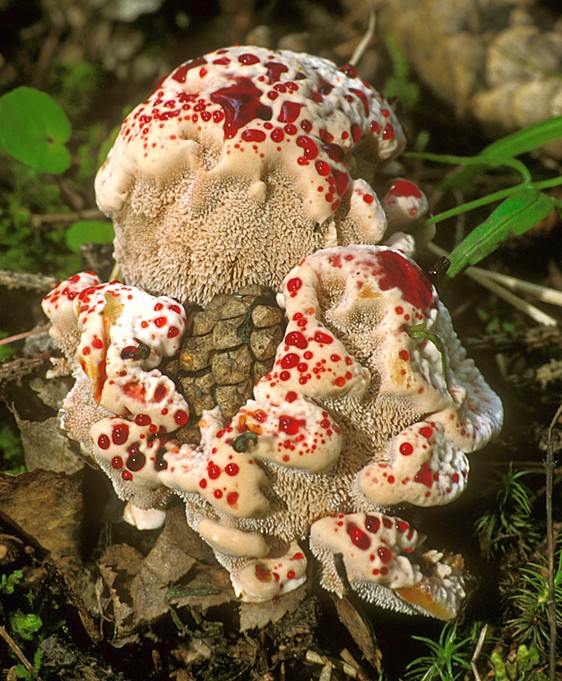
[0,270,57,292]
[31,208,105,230]
[0,354,50,386]
[465,326,562,353]
[546,403,561,681]
[0,625,42,680]
[470,623,488,681]
[109,262,121,282]
[349,0,376,67]
[0,327,50,348]
[428,242,560,326]
[306,650,359,678]
[470,266,562,308]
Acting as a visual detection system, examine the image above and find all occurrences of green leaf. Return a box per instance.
[65,220,114,253]
[0,87,71,173]
[442,116,562,189]
[447,189,554,277]
[10,610,42,641]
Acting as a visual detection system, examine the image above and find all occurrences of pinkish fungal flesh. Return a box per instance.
[309,512,466,620]
[95,46,408,304]
[41,45,501,620]
[42,243,502,618]
[42,273,189,508]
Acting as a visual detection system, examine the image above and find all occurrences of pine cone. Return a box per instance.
[169,285,286,443]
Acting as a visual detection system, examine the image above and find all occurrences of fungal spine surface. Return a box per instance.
[42,244,502,619]
[95,46,410,303]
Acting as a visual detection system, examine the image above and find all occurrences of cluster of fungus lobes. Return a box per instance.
[42,271,189,507]
[43,244,502,620]
[42,46,503,620]
[94,45,423,304]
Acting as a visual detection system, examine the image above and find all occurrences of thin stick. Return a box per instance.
[470,267,562,308]
[469,270,558,326]
[349,0,376,66]
[31,208,105,230]
[546,403,561,681]
[470,623,488,681]
[0,355,51,386]
[0,625,42,680]
[427,242,559,326]
[306,650,358,678]
[0,326,50,347]
[0,270,58,292]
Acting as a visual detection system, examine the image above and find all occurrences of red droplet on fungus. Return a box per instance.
[285,331,308,349]
[313,330,333,344]
[420,426,433,439]
[377,546,393,564]
[98,434,111,450]
[346,521,371,550]
[112,424,129,445]
[225,463,240,476]
[174,409,188,426]
[365,515,380,534]
[208,463,221,479]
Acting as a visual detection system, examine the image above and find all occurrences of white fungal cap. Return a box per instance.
[268,245,502,504]
[382,178,429,230]
[41,271,101,356]
[123,502,167,529]
[90,412,270,519]
[358,420,470,507]
[230,541,307,602]
[434,304,503,448]
[90,417,174,505]
[70,280,189,432]
[381,178,435,251]
[272,244,452,422]
[95,46,405,303]
[395,551,466,621]
[231,383,343,473]
[357,300,503,508]
[310,512,421,591]
[309,511,465,619]
[197,518,270,558]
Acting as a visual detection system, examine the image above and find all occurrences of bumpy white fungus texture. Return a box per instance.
[309,512,466,619]
[42,274,190,508]
[42,271,102,357]
[44,242,502,616]
[95,46,406,303]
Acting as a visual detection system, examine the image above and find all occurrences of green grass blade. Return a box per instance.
[447,189,554,277]
[442,116,562,189]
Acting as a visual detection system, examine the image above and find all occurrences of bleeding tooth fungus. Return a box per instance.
[43,46,502,619]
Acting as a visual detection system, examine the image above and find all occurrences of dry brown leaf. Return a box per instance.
[239,583,308,632]
[97,543,143,643]
[13,410,84,474]
[169,564,235,614]
[130,506,201,625]
[331,594,383,673]
[0,469,83,566]
[97,506,234,639]
[29,375,73,410]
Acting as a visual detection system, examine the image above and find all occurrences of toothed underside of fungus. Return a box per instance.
[42,45,502,621]
[94,45,408,304]
[43,244,502,619]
